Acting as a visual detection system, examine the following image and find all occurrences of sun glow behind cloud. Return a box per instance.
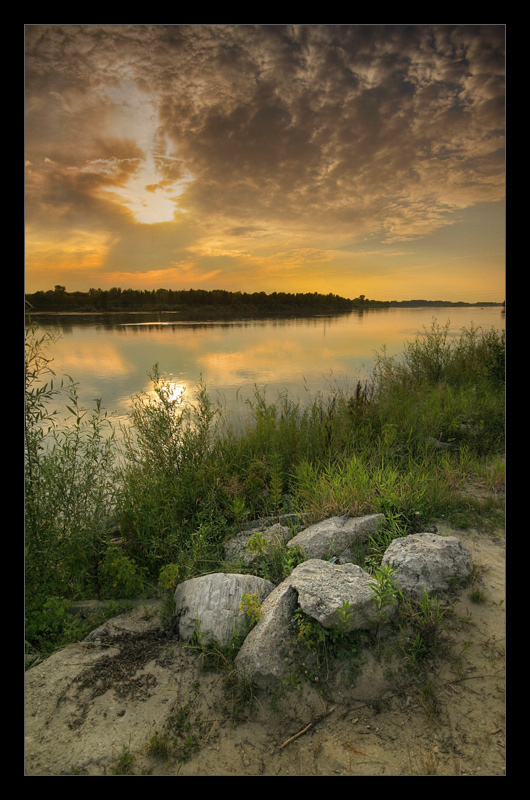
[75,81,195,225]
[24,24,505,302]
[99,154,192,225]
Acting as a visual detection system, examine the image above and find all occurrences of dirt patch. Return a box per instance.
[24,524,505,776]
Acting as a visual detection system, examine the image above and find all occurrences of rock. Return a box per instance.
[234,581,299,689]
[288,558,391,631]
[174,572,275,646]
[224,522,293,567]
[286,513,385,561]
[381,532,473,598]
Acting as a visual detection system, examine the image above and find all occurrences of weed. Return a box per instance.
[146,730,172,761]
[156,563,181,629]
[470,587,487,603]
[109,744,135,775]
[187,619,251,681]
[289,606,365,690]
[100,546,146,599]
[144,704,205,766]
[174,733,201,764]
[418,680,441,720]
[369,564,402,636]
[246,531,268,556]
[158,562,180,590]
[25,325,120,650]
[240,592,262,627]
[337,599,354,630]
[245,530,306,583]
[364,515,409,569]
[398,589,451,675]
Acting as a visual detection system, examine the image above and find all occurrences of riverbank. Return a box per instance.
[25,320,505,660]
[25,518,505,775]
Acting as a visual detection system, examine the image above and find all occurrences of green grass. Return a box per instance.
[25,320,505,657]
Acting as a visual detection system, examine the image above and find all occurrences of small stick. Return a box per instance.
[279,706,335,749]
[280,722,313,749]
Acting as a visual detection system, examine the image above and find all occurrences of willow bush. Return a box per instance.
[25,324,119,652]
[115,366,229,580]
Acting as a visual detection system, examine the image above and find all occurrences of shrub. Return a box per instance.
[25,324,119,649]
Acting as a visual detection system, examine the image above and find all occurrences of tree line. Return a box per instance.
[25,285,502,314]
[25,286,365,313]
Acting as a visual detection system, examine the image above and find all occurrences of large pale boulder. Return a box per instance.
[234,581,299,688]
[286,513,385,561]
[174,573,275,646]
[381,533,473,598]
[288,559,391,631]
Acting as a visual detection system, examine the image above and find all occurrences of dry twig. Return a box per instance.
[279,706,335,750]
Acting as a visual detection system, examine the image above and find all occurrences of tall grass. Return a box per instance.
[25,320,505,656]
[371,321,505,453]
[25,324,119,652]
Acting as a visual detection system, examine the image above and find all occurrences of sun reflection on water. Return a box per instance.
[166,381,187,403]
[144,378,188,406]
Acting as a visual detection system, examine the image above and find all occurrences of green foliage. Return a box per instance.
[362,515,409,571]
[25,287,363,315]
[398,589,451,674]
[337,599,354,629]
[25,596,82,655]
[245,531,306,584]
[25,324,119,651]
[126,364,217,480]
[372,321,505,454]
[99,546,146,598]
[187,618,249,676]
[24,324,60,484]
[166,704,202,763]
[369,564,402,635]
[24,596,128,661]
[146,698,216,767]
[240,592,262,627]
[25,319,504,659]
[115,368,225,577]
[158,563,180,591]
[288,606,365,690]
[146,730,173,762]
[109,744,135,775]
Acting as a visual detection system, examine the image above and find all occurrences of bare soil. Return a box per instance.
[24,523,505,776]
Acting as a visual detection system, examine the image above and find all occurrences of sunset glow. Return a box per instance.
[25,24,505,303]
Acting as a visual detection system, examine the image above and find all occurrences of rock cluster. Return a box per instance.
[173,514,473,689]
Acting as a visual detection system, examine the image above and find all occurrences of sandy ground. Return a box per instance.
[24,523,505,776]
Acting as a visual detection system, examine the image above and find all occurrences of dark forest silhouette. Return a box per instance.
[25,286,503,315]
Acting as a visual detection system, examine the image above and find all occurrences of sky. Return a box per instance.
[24,24,506,302]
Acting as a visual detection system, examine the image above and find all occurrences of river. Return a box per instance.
[29,305,505,429]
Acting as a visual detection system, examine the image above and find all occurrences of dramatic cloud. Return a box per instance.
[25,24,505,300]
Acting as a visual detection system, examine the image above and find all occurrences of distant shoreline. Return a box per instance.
[25,288,504,317]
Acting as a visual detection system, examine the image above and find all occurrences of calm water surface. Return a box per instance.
[32,306,505,428]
